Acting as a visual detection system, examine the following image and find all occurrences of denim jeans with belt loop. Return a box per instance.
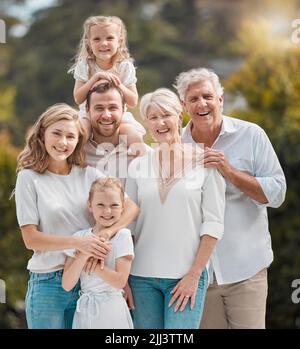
[25,269,80,329]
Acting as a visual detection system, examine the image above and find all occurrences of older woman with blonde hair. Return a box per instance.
[125,88,226,329]
[15,103,139,329]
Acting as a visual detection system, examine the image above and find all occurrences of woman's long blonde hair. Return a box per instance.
[17,103,87,174]
[68,16,132,79]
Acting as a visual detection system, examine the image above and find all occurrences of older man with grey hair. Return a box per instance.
[174,67,286,329]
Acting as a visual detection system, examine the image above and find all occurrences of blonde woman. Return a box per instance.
[125,88,226,329]
[15,103,139,329]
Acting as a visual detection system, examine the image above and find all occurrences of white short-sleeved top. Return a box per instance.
[73,59,137,117]
[15,166,105,273]
[125,151,226,279]
[65,228,134,293]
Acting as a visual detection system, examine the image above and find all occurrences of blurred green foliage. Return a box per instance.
[0,0,300,328]
[0,132,29,328]
[225,18,300,328]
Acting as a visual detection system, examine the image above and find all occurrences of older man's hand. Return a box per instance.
[203,147,233,178]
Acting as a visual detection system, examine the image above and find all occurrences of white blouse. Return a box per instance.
[125,150,226,279]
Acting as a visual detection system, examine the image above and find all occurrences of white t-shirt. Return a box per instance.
[73,59,137,117]
[85,137,153,188]
[15,166,105,273]
[65,228,134,293]
[125,151,226,279]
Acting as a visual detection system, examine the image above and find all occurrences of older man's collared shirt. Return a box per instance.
[85,136,135,187]
[182,115,287,284]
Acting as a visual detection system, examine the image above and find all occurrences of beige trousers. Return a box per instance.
[200,268,268,329]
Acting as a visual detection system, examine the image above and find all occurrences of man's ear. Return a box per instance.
[219,95,224,105]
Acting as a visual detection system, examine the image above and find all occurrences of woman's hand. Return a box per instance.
[99,228,114,241]
[76,235,111,260]
[168,272,201,312]
[82,237,112,274]
[123,282,135,310]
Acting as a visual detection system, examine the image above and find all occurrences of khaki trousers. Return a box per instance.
[200,268,268,329]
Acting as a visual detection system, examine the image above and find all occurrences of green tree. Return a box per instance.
[0,132,29,328]
[9,0,280,142]
[1,0,300,328]
[225,18,300,328]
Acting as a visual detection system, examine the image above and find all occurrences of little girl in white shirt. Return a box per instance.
[62,177,134,329]
[69,15,145,152]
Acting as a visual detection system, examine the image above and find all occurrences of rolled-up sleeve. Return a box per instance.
[253,128,287,208]
[200,168,226,240]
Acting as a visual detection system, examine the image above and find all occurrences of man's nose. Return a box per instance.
[101,109,112,118]
[196,98,207,108]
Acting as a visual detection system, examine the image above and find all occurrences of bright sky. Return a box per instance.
[7,0,56,21]
[7,0,57,36]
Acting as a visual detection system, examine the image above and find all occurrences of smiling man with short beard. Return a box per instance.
[85,80,146,186]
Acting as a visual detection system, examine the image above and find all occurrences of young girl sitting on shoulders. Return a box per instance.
[69,15,145,152]
[62,177,134,329]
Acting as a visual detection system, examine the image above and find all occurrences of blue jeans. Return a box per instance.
[25,269,80,329]
[129,269,208,329]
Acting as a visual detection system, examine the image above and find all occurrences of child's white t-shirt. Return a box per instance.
[65,228,134,293]
[15,166,105,273]
[74,59,137,86]
[73,59,137,117]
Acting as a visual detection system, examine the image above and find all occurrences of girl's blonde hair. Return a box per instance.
[17,103,87,174]
[140,88,183,120]
[88,177,125,205]
[69,16,132,79]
